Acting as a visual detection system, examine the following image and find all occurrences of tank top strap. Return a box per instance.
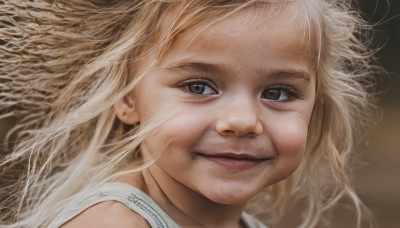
[241,212,269,228]
[48,182,179,228]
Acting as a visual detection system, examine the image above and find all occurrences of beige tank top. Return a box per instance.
[49,182,268,228]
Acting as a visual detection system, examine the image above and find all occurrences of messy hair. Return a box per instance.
[0,0,379,227]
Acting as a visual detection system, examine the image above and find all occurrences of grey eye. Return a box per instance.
[178,78,218,97]
[185,82,216,95]
[261,88,290,101]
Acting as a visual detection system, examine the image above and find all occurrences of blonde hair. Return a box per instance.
[0,0,379,227]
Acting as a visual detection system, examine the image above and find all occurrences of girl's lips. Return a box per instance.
[196,152,269,170]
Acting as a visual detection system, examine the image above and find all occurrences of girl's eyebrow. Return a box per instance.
[164,60,312,81]
[164,61,224,75]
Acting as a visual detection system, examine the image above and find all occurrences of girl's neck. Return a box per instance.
[117,165,245,228]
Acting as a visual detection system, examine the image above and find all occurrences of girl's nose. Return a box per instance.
[215,101,263,137]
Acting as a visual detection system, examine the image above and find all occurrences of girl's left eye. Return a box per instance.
[187,84,215,95]
[261,86,299,102]
[178,79,217,96]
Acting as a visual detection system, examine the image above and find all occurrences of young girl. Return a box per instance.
[0,0,379,227]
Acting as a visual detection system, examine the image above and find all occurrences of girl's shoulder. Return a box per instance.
[61,200,150,228]
[49,182,179,228]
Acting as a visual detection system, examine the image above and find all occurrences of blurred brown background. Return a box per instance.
[0,0,399,227]
[278,0,400,227]
[353,0,400,227]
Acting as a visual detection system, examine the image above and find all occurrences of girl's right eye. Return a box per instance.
[178,79,217,96]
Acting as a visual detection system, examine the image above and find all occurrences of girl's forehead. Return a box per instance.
[161,2,318,60]
[157,3,318,67]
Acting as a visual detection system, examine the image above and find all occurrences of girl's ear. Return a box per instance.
[113,95,140,125]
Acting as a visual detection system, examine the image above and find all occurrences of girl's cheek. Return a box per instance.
[269,113,309,165]
[269,118,307,183]
[143,110,212,154]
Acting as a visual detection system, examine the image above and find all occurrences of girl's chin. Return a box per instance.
[200,188,259,206]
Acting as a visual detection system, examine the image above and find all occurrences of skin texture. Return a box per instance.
[69,5,317,228]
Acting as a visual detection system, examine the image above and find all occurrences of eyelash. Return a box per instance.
[262,85,303,102]
[177,77,302,101]
[177,78,218,97]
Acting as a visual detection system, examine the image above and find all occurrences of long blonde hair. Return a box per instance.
[0,0,379,227]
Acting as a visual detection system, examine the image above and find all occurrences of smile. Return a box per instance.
[196,152,271,170]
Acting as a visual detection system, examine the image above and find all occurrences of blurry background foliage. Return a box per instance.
[0,0,399,227]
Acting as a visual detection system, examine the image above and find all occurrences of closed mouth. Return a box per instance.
[195,152,271,169]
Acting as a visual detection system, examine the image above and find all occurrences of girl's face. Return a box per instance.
[128,6,316,205]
